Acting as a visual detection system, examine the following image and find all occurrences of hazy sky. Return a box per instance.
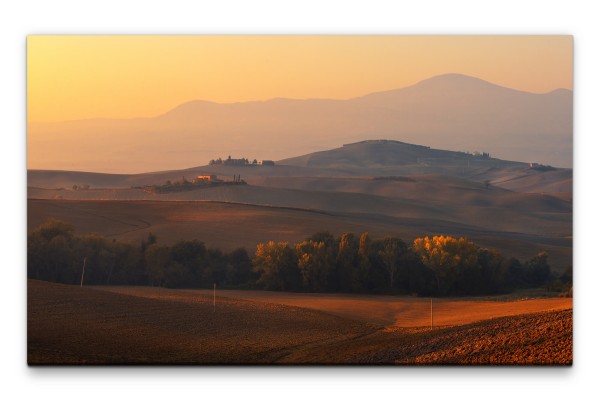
[27,35,572,122]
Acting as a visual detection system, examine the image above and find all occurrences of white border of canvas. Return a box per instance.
[2,1,596,400]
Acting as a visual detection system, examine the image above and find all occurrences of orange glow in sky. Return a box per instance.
[27,35,572,122]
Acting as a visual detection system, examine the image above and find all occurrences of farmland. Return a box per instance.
[27,140,573,365]
[27,279,376,365]
[147,287,572,328]
[27,196,572,271]
[28,280,572,365]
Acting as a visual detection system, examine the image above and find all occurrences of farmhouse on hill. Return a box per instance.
[194,174,220,183]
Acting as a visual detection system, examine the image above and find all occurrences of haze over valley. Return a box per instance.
[27,74,573,173]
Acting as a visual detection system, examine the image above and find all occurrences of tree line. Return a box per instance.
[27,219,572,296]
[209,156,253,166]
[27,219,255,289]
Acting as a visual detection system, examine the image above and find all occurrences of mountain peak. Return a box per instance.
[421,73,488,83]
[411,73,514,93]
[28,73,572,172]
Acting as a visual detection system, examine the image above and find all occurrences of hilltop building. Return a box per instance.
[194,174,220,183]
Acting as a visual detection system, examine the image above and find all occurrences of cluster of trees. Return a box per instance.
[529,163,556,172]
[142,176,246,194]
[471,151,491,159]
[28,219,571,296]
[72,184,90,190]
[251,233,568,296]
[208,156,274,166]
[459,151,491,160]
[149,176,200,192]
[209,156,254,166]
[27,219,255,288]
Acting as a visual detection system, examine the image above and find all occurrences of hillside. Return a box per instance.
[28,166,573,245]
[281,139,493,168]
[28,279,373,364]
[28,280,572,365]
[281,308,572,365]
[27,163,347,190]
[180,288,572,329]
[27,138,572,271]
[28,73,572,173]
[280,139,524,174]
[279,139,572,192]
[27,198,573,271]
[28,139,572,194]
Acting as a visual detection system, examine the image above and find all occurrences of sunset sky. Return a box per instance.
[27,35,572,123]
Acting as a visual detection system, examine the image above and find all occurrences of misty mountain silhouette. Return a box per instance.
[28,73,572,173]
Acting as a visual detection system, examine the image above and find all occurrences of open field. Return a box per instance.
[100,287,572,329]
[280,308,573,365]
[28,175,572,237]
[27,198,420,251]
[27,279,374,364]
[27,198,573,271]
[28,280,572,365]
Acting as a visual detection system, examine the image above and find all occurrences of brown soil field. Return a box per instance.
[27,198,419,251]
[28,280,572,365]
[101,287,572,329]
[27,280,374,365]
[278,309,573,365]
[27,198,572,271]
[28,178,571,238]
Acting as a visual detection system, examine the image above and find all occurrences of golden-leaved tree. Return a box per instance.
[295,240,334,292]
[413,235,479,295]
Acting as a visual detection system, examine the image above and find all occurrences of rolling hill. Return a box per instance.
[28,139,573,194]
[27,138,572,271]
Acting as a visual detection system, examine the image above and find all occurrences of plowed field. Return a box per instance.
[28,280,572,365]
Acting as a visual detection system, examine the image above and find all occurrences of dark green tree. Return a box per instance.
[27,219,76,283]
[227,248,255,286]
[524,252,551,287]
[377,237,409,291]
[171,239,207,286]
[144,244,171,286]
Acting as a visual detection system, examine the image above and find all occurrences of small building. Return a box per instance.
[195,174,217,182]
[261,160,275,166]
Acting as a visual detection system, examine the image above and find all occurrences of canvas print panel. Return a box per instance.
[27,35,573,365]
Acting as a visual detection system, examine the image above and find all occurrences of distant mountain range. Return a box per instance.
[28,73,572,173]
